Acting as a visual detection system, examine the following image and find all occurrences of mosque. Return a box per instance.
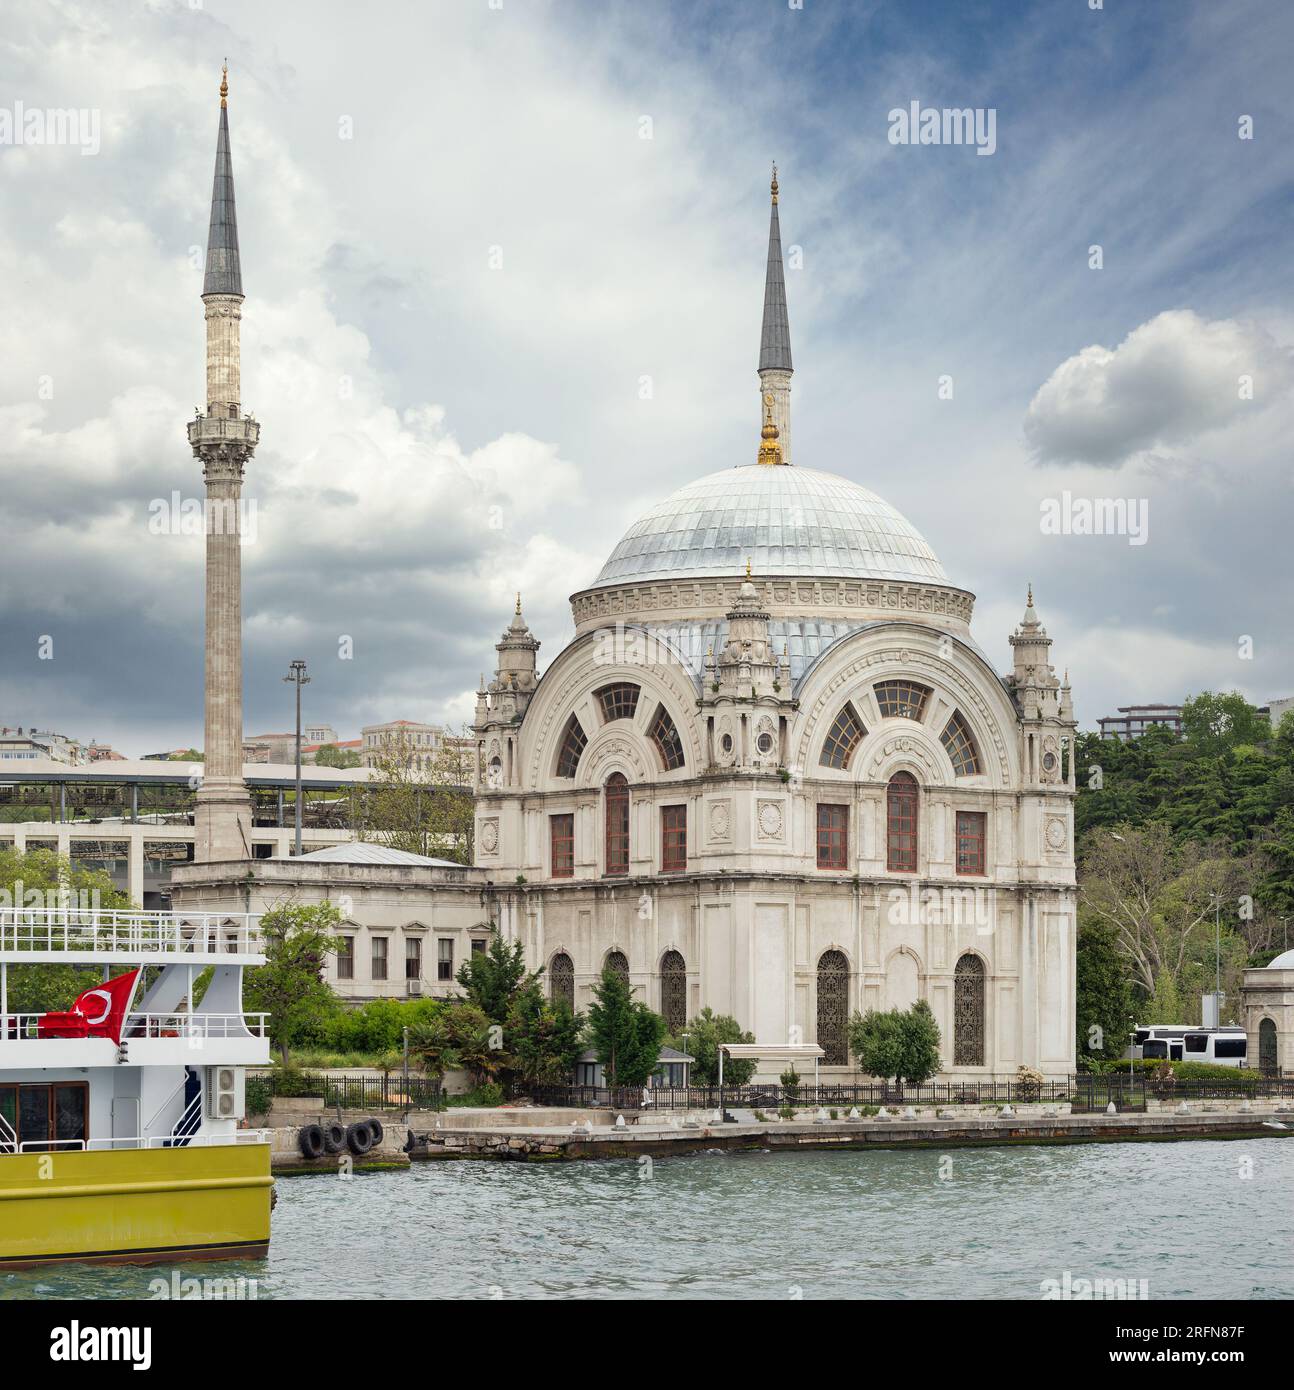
[176,78,1080,1081]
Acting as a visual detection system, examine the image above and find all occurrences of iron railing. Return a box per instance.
[0,907,262,956]
[249,1070,448,1110]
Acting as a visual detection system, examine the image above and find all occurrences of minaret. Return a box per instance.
[758,164,793,464]
[187,64,259,863]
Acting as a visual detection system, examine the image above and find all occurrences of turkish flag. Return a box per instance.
[68,970,140,1044]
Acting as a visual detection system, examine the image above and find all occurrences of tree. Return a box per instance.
[674,1007,757,1086]
[1075,919,1136,1062]
[587,966,666,1087]
[507,984,584,1089]
[242,901,340,1065]
[444,1003,502,1087]
[407,1009,457,1092]
[1181,691,1269,758]
[455,927,540,1024]
[356,727,475,863]
[312,743,362,769]
[848,1000,942,1085]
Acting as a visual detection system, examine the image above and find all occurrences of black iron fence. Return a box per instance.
[249,1069,1294,1114]
[250,1070,446,1110]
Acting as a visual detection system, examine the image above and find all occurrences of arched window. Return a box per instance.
[660,950,687,1034]
[556,715,587,778]
[886,772,918,872]
[596,682,640,723]
[649,704,686,771]
[941,710,981,776]
[604,773,629,875]
[605,949,629,985]
[550,952,575,1012]
[954,954,985,1066]
[817,950,850,1066]
[820,703,866,770]
[1259,1017,1278,1076]
[874,680,932,721]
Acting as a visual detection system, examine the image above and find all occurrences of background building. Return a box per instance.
[1096,705,1183,741]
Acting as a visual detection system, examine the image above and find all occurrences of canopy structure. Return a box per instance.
[718,1042,825,1086]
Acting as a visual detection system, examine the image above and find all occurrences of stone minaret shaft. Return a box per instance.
[758,165,793,464]
[187,66,259,863]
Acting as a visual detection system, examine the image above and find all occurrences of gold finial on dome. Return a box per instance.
[1027,582,1033,606]
[220,61,228,108]
[745,557,753,579]
[770,162,779,204]
[515,591,522,616]
[757,391,784,465]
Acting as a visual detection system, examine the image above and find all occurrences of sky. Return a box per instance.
[0,0,1291,754]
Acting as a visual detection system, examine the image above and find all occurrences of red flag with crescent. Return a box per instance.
[67,970,140,1043]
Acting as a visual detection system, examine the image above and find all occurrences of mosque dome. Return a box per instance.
[1268,949,1294,969]
[590,463,949,589]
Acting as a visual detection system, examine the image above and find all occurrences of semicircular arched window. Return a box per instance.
[649,704,686,771]
[660,950,687,1034]
[605,949,629,985]
[817,950,849,1066]
[596,682,640,723]
[556,715,587,779]
[820,702,866,770]
[941,710,981,777]
[550,952,575,1012]
[886,771,919,872]
[604,774,629,876]
[953,954,985,1066]
[874,680,932,722]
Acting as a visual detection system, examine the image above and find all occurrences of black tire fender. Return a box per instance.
[298,1123,325,1159]
[321,1120,346,1155]
[367,1118,384,1146]
[346,1120,373,1156]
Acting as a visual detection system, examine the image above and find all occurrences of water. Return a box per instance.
[4,1139,1292,1300]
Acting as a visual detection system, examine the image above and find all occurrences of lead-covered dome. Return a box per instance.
[591,465,948,588]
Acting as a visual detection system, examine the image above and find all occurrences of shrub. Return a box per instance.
[244,1074,272,1117]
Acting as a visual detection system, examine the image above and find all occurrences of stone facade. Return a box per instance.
[1241,958,1294,1074]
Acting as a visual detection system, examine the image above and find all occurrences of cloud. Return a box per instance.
[1023,310,1294,468]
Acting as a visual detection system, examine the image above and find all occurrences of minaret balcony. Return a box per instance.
[187,413,260,453]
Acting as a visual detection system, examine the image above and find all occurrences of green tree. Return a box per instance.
[407,1008,457,1092]
[455,927,541,1024]
[312,743,362,768]
[1075,919,1136,1063]
[674,1007,757,1086]
[848,1000,942,1085]
[444,1002,502,1086]
[243,901,340,1064]
[587,966,666,1087]
[1181,691,1269,758]
[506,984,584,1088]
[356,727,475,863]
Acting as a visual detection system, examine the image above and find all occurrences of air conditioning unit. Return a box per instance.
[406,979,422,998]
[205,1065,245,1121]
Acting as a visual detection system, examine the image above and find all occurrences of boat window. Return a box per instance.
[2,1082,89,1151]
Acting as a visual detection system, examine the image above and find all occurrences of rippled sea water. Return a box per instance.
[4,1139,1292,1300]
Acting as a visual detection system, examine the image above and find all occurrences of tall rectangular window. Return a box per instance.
[816,803,849,870]
[661,805,687,872]
[405,936,422,980]
[337,936,354,980]
[605,774,629,876]
[438,937,454,981]
[956,810,987,875]
[550,813,574,878]
[371,936,388,981]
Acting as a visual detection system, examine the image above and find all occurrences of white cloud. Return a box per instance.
[1023,310,1294,468]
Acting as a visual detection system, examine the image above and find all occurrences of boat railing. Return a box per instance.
[10,1130,272,1154]
[0,1110,15,1154]
[1,1011,270,1040]
[0,908,263,956]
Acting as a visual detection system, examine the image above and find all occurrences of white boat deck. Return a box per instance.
[0,908,265,963]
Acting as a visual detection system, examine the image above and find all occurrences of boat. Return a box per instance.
[0,907,273,1269]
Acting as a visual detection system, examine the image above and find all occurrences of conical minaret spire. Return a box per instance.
[187,63,260,863]
[757,164,793,463]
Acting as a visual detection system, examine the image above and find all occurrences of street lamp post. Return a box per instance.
[282,659,311,855]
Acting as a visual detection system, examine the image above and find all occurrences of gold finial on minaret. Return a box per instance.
[1027,582,1034,606]
[745,557,753,579]
[220,61,228,108]
[515,591,522,616]
[756,390,783,465]
[770,162,779,204]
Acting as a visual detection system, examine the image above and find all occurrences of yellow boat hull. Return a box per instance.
[0,1143,272,1268]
